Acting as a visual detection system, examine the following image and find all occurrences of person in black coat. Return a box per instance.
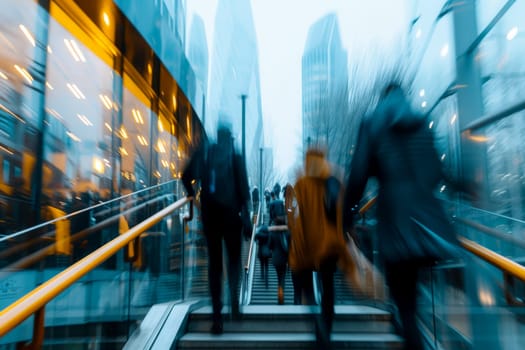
[255,226,271,288]
[343,83,475,350]
[182,123,252,334]
[268,228,289,305]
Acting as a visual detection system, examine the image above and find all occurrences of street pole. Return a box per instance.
[241,94,247,164]
[259,147,263,202]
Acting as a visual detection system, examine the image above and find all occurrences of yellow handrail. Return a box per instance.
[356,195,525,282]
[459,237,525,282]
[0,197,190,338]
[359,196,377,216]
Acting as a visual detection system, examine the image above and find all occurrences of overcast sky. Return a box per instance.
[186,0,412,179]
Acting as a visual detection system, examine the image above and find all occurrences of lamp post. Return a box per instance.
[259,147,263,202]
[240,94,247,164]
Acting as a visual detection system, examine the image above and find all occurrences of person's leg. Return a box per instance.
[291,270,302,305]
[386,262,423,350]
[262,257,269,288]
[297,269,316,305]
[318,259,336,335]
[205,231,224,333]
[296,269,327,349]
[275,264,286,304]
[259,257,265,279]
[224,224,242,318]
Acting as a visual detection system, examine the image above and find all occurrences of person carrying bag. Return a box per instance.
[343,83,474,350]
[287,147,359,349]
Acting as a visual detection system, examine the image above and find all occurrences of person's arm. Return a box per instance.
[234,154,253,237]
[343,120,372,232]
[182,146,203,198]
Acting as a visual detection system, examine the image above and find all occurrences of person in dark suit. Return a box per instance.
[254,225,271,288]
[343,83,475,350]
[182,122,252,334]
[268,228,289,305]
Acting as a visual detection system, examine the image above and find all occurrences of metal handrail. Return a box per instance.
[244,203,261,271]
[462,99,525,132]
[0,194,175,276]
[0,197,191,338]
[0,180,178,243]
[241,203,262,305]
[455,217,525,250]
[442,198,525,225]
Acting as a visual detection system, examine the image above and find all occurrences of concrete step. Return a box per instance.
[178,332,404,349]
[179,305,402,350]
[186,305,395,333]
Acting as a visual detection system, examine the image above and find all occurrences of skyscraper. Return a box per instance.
[208,0,264,184]
[302,13,348,161]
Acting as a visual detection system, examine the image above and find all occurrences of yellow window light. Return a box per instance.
[157,139,166,153]
[103,12,110,27]
[93,157,105,174]
[19,24,35,47]
[120,126,128,139]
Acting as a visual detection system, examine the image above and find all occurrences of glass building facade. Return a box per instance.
[0,0,205,346]
[0,0,204,234]
[408,0,525,220]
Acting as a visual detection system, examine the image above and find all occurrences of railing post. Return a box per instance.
[17,307,45,350]
[181,200,194,300]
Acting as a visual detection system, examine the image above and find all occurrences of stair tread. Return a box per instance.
[180,332,403,342]
[193,304,390,315]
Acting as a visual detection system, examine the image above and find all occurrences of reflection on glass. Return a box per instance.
[481,111,525,218]
[478,1,525,114]
[0,0,42,233]
[121,76,151,193]
[45,11,115,208]
[411,14,455,108]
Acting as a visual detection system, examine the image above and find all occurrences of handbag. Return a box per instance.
[409,216,461,263]
[343,233,386,300]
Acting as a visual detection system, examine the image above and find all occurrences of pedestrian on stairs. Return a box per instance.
[287,146,354,349]
[268,227,289,304]
[182,121,252,335]
[343,83,476,350]
[255,225,271,288]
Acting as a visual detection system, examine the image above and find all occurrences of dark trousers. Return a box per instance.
[203,209,242,322]
[274,264,286,289]
[295,258,336,349]
[291,270,303,305]
[259,256,269,287]
[385,262,423,350]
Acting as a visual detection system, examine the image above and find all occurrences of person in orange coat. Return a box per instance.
[286,147,357,349]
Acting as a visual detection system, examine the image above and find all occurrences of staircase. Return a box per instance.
[126,212,403,350]
[250,256,295,304]
[177,304,404,349]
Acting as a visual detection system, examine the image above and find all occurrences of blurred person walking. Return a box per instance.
[268,226,289,304]
[343,83,472,350]
[288,147,356,349]
[251,186,260,213]
[268,184,288,304]
[182,122,252,334]
[284,184,303,305]
[269,190,286,226]
[254,225,271,288]
[273,182,282,200]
